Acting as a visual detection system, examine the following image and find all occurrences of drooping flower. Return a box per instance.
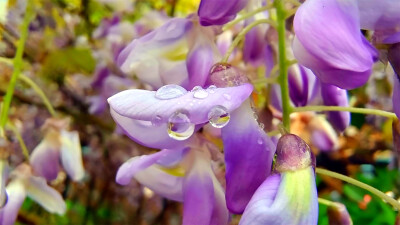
[210,63,276,213]
[108,82,253,149]
[30,119,84,181]
[198,0,247,26]
[115,136,229,225]
[320,83,351,132]
[239,133,318,225]
[117,17,218,90]
[0,164,66,225]
[293,0,378,89]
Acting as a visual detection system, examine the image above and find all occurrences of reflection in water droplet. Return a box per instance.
[208,105,230,128]
[155,84,187,100]
[207,85,217,93]
[192,86,209,99]
[223,93,231,100]
[167,110,195,140]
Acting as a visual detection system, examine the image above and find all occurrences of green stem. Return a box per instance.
[7,123,30,161]
[0,57,13,65]
[318,198,335,207]
[316,168,400,210]
[19,74,57,117]
[275,0,291,131]
[221,19,277,63]
[222,4,273,31]
[293,105,397,119]
[0,1,35,128]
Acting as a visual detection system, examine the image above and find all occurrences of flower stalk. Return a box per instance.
[0,0,35,128]
[293,106,397,119]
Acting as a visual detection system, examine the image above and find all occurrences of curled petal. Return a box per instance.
[309,115,339,152]
[240,167,318,225]
[26,176,66,214]
[110,109,190,149]
[108,84,253,125]
[30,137,60,181]
[116,149,186,201]
[0,181,26,225]
[60,130,85,181]
[293,0,377,89]
[288,65,314,107]
[221,99,276,213]
[198,0,247,26]
[320,83,350,131]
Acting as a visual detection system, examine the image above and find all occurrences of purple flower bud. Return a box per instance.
[293,0,378,89]
[275,134,315,172]
[327,203,353,225]
[320,83,351,132]
[198,0,247,26]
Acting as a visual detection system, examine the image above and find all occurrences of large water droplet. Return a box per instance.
[192,86,209,99]
[155,84,187,100]
[167,110,195,140]
[208,106,230,128]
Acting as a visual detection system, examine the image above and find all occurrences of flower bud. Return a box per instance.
[275,134,315,172]
[327,203,353,225]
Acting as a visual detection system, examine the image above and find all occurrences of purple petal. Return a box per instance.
[388,43,400,119]
[243,22,268,67]
[108,84,253,125]
[358,0,400,31]
[110,109,190,149]
[30,138,60,181]
[320,83,350,131]
[327,202,353,225]
[198,0,247,26]
[288,65,310,107]
[0,181,26,225]
[60,130,85,181]
[186,44,215,90]
[116,149,186,201]
[393,75,400,119]
[0,160,8,208]
[240,167,318,225]
[221,99,276,213]
[26,176,66,214]
[293,0,377,89]
[182,153,214,225]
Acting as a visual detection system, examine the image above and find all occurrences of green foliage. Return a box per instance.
[40,47,95,83]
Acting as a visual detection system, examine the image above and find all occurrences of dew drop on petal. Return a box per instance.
[151,115,163,126]
[192,86,209,99]
[223,93,231,100]
[207,85,217,93]
[257,137,263,145]
[167,110,195,140]
[208,105,230,128]
[259,123,265,130]
[155,84,187,100]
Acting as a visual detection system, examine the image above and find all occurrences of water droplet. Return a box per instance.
[151,115,163,126]
[253,113,258,120]
[223,93,231,100]
[207,85,217,93]
[155,84,187,100]
[257,137,263,145]
[167,110,195,140]
[192,86,209,99]
[208,106,230,128]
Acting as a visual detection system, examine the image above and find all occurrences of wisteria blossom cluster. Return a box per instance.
[0,0,399,224]
[106,0,400,224]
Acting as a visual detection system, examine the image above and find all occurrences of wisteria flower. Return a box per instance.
[239,133,318,225]
[320,83,350,132]
[30,119,84,181]
[198,0,247,26]
[293,0,378,89]
[0,164,66,225]
[115,136,229,225]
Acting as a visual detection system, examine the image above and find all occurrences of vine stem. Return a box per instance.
[293,105,397,119]
[222,4,273,31]
[0,1,35,128]
[275,0,291,131]
[221,19,276,63]
[19,75,57,117]
[316,168,400,210]
[318,198,335,207]
[7,123,30,161]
